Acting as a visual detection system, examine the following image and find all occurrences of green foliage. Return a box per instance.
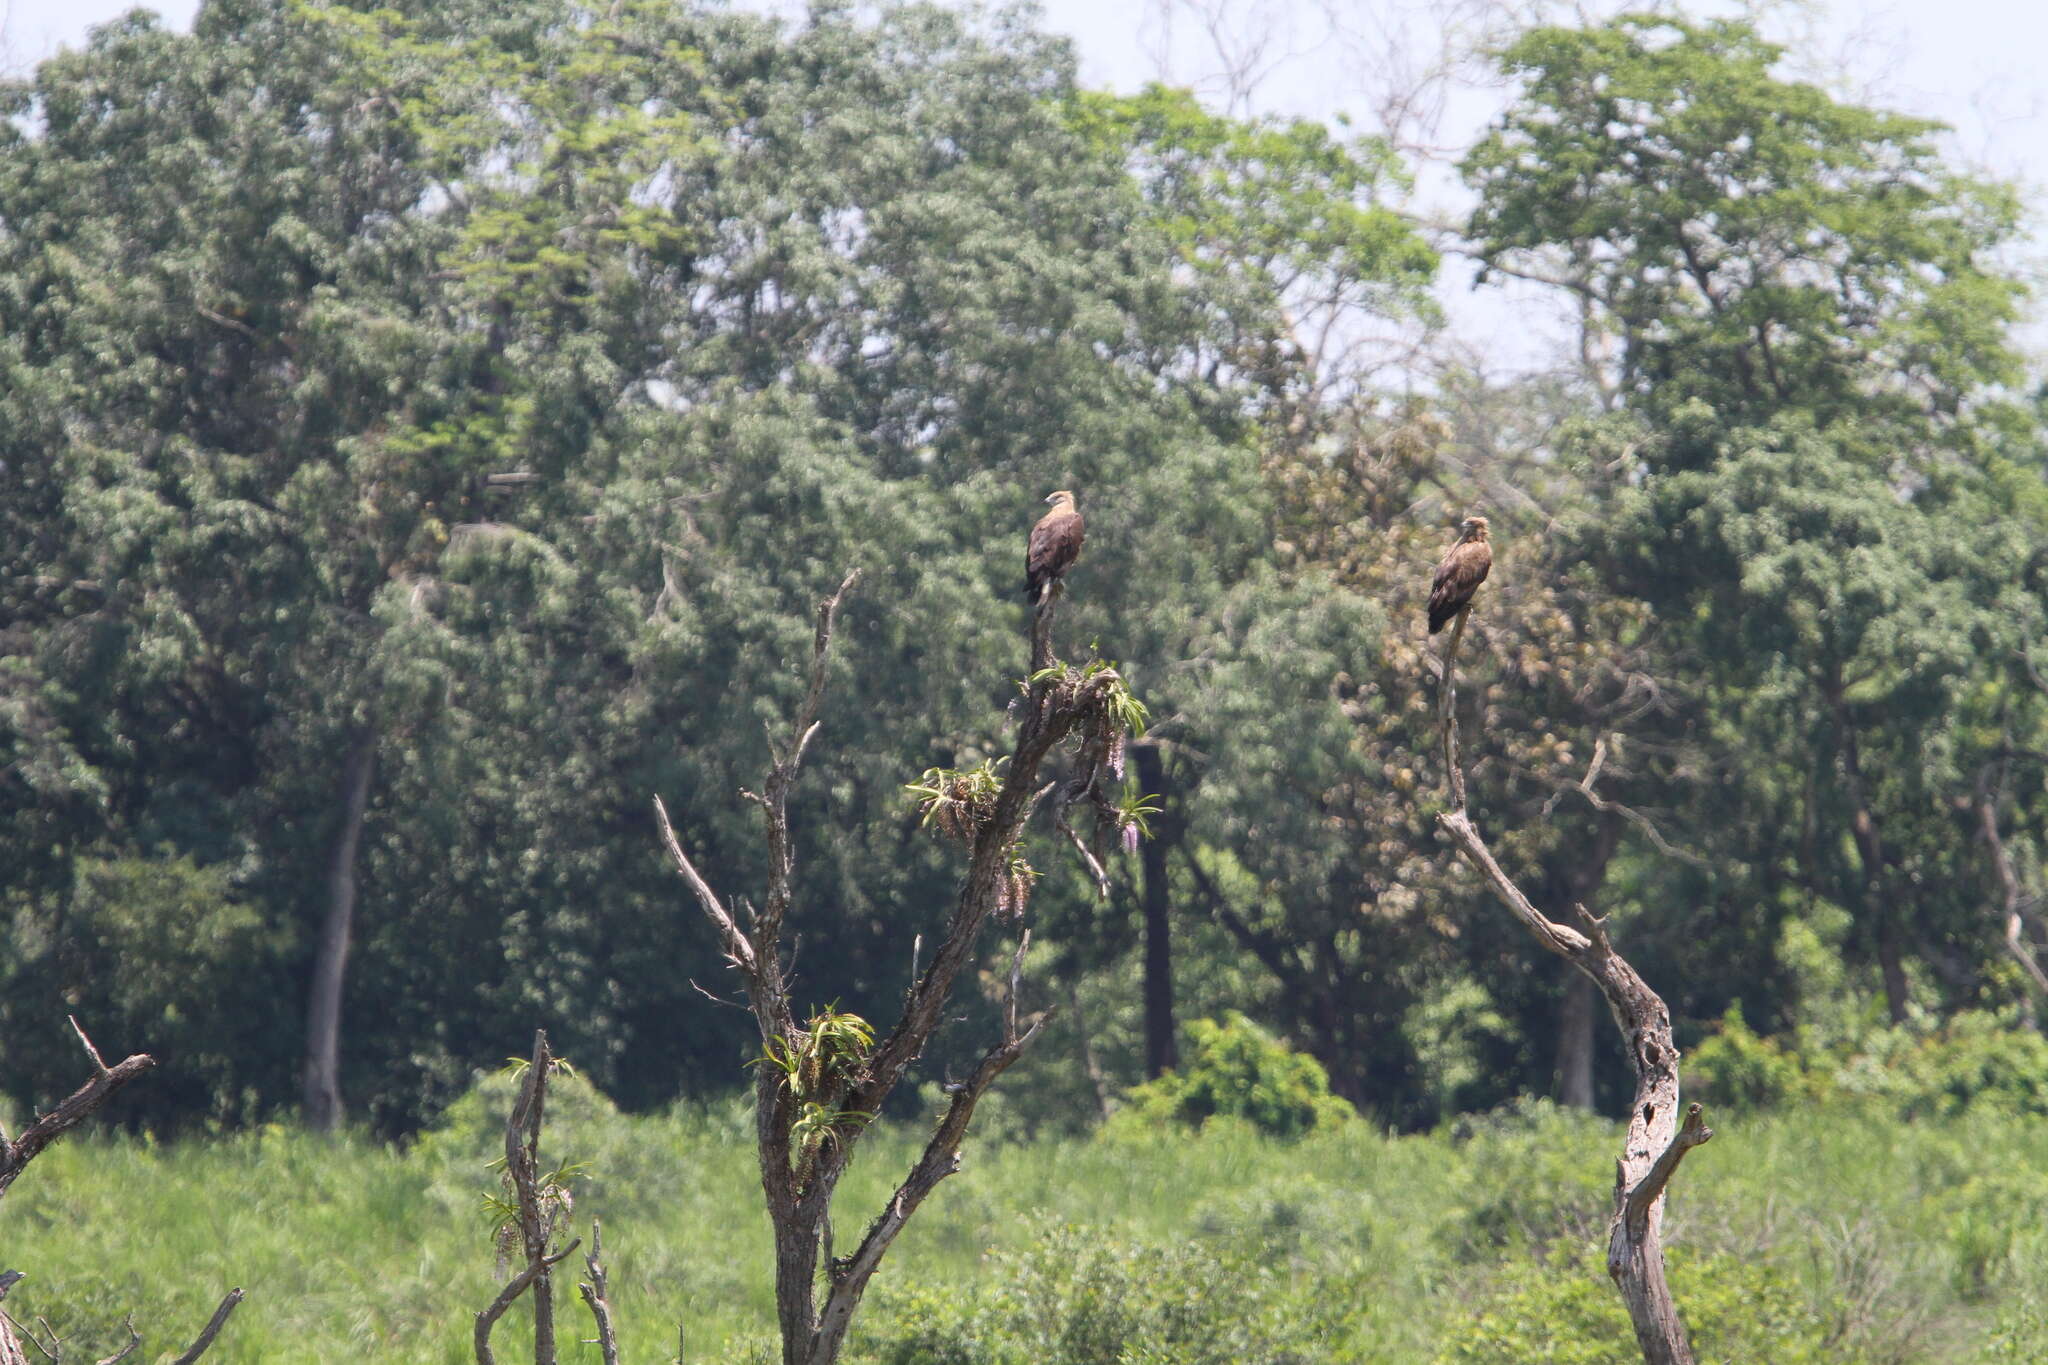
[0,852,282,1129]
[862,1222,1363,1365]
[1116,1012,1355,1139]
[1465,13,2023,430]
[1444,1100,1612,1261]
[1434,1243,1847,1365]
[908,759,1009,840]
[1834,1011,2048,1121]
[6,1093,2047,1361]
[1688,1003,1816,1113]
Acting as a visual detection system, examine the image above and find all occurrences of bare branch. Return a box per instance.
[1529,739,1708,868]
[68,1017,109,1077]
[0,1027,155,1202]
[0,1313,53,1363]
[577,1221,621,1365]
[1053,810,1111,900]
[474,1243,580,1365]
[1621,1104,1714,1244]
[93,1313,141,1365]
[1437,606,1471,812]
[812,1002,1051,1362]
[1003,931,1033,1045]
[1977,790,2048,1003]
[502,1031,562,1365]
[652,796,761,983]
[168,1290,245,1365]
[1432,607,1711,1365]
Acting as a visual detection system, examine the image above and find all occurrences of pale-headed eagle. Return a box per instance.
[1027,490,1085,605]
[1428,516,1492,634]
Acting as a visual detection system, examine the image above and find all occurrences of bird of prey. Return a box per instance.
[1428,516,1492,634]
[1027,489,1085,605]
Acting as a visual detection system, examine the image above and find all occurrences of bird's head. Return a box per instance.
[1459,515,1490,542]
[1046,489,1077,511]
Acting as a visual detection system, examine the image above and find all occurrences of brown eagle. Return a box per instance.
[1427,516,1492,634]
[1027,490,1085,605]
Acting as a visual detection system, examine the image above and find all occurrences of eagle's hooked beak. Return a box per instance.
[1045,493,1060,505]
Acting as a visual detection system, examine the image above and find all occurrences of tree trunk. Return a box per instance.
[0,1301,26,1365]
[1831,690,1907,1024]
[304,729,376,1133]
[1556,970,1595,1110]
[773,1217,821,1365]
[1133,744,1177,1078]
[1435,612,1710,1365]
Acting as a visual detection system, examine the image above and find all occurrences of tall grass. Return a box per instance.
[4,1079,2044,1362]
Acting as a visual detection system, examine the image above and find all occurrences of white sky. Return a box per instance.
[5,0,2046,370]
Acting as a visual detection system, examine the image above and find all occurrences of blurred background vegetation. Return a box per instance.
[4,0,2048,1352]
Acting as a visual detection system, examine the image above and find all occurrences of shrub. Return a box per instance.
[1688,1002,1815,1112]
[1114,1012,1354,1139]
[1443,1099,1612,1261]
[1433,1243,1851,1365]
[859,1222,1364,1365]
[1831,1010,2048,1120]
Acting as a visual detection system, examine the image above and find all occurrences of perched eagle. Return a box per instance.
[1027,490,1085,605]
[1428,516,1492,634]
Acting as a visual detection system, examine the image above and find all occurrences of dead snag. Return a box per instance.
[0,1022,239,1365]
[576,1221,621,1365]
[1433,605,1713,1365]
[475,1030,581,1365]
[656,567,1142,1365]
[0,1018,155,1203]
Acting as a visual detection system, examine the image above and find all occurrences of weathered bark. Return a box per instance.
[0,1274,26,1365]
[168,1290,246,1365]
[576,1222,621,1365]
[1133,743,1178,1078]
[1434,606,1711,1365]
[304,729,377,1132]
[0,1019,155,1203]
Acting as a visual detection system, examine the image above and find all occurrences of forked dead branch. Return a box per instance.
[654,568,1141,1365]
[0,1021,242,1365]
[1434,603,1713,1365]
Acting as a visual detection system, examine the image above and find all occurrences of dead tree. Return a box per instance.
[470,1029,626,1365]
[0,1021,242,1365]
[474,1030,598,1365]
[654,570,1141,1365]
[1433,608,1713,1365]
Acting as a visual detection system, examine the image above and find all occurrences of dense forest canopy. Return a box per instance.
[1,0,2044,1140]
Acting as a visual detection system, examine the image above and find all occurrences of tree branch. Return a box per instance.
[577,1221,621,1365]
[1437,606,1470,812]
[168,1290,245,1365]
[1431,605,1710,1365]
[1621,1103,1713,1243]
[1976,788,2048,1004]
[0,1022,155,1202]
[474,1244,579,1365]
[93,1314,141,1365]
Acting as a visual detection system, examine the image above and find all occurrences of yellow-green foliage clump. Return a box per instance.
[1115,1012,1356,1139]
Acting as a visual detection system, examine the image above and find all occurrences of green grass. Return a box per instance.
[5,1080,2047,1362]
